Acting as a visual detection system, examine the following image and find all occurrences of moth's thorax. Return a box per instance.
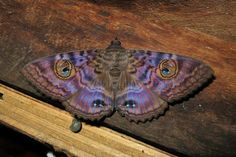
[102,38,128,78]
[98,39,129,90]
[103,49,128,77]
[104,49,128,91]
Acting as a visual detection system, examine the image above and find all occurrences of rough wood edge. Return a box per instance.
[0,83,174,157]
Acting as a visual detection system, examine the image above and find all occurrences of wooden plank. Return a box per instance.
[0,0,235,156]
[0,83,173,157]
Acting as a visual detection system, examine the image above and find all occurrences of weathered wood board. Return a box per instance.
[0,83,172,157]
[0,0,236,156]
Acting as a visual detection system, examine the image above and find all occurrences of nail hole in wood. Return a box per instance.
[0,93,3,100]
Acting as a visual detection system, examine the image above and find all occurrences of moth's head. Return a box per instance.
[154,54,214,102]
[106,38,124,50]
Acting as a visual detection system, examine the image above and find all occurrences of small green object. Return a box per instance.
[70,118,82,133]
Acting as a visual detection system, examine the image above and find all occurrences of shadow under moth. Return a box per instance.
[22,38,214,132]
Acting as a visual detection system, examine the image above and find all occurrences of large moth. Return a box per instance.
[22,39,214,132]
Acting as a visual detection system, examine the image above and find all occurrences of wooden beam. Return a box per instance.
[0,83,173,157]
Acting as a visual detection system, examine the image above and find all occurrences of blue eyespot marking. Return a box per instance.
[158,59,178,79]
[124,100,136,108]
[62,67,70,77]
[54,59,75,79]
[161,68,170,76]
[93,99,105,108]
[61,67,70,77]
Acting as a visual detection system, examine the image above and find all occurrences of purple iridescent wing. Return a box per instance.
[116,79,168,122]
[22,50,114,121]
[116,50,213,122]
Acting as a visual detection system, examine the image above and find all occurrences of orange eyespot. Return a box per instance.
[54,60,75,79]
[157,59,178,79]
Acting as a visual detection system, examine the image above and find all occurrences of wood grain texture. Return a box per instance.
[0,83,172,157]
[0,0,235,156]
[102,0,236,42]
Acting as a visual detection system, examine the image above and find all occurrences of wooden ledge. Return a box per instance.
[0,83,173,157]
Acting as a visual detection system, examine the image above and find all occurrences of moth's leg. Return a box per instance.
[70,116,82,133]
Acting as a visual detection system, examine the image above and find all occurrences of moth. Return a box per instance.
[22,38,214,132]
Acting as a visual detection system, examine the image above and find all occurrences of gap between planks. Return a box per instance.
[0,83,174,157]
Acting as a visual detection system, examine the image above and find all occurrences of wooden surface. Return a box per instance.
[0,83,172,157]
[0,0,236,156]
